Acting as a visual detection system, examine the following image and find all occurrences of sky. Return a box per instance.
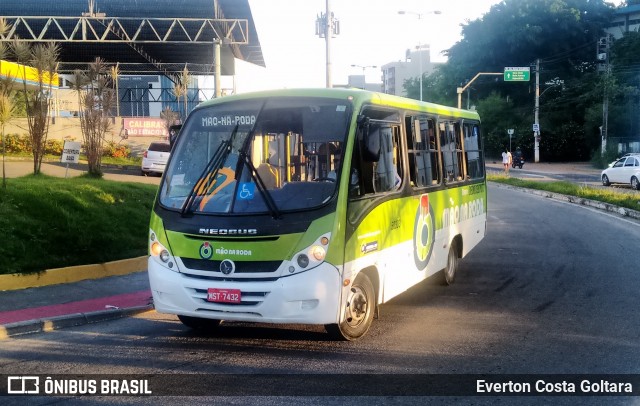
[231,0,508,93]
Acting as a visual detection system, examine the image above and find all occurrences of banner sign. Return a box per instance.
[123,118,168,137]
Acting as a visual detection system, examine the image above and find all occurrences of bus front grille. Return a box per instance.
[180,258,281,274]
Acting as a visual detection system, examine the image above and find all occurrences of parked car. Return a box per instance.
[607,152,640,168]
[141,142,171,176]
[601,155,640,190]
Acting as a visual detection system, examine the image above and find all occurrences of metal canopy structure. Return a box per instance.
[0,0,264,78]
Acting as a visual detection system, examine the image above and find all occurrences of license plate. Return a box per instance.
[207,288,241,304]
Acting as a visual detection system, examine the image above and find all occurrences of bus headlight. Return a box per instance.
[310,245,326,261]
[290,233,331,275]
[149,229,175,270]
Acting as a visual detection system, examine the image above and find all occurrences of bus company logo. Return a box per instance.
[413,194,435,270]
[219,259,235,275]
[199,242,213,259]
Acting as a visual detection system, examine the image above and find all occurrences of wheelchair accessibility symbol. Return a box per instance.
[237,182,255,200]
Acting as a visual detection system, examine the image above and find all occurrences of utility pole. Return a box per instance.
[213,39,221,98]
[597,35,611,155]
[534,58,540,163]
[325,0,332,88]
[316,1,339,88]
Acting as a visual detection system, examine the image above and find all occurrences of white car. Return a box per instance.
[601,155,640,190]
[607,152,640,168]
[141,142,171,176]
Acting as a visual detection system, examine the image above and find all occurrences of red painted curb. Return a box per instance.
[0,290,152,325]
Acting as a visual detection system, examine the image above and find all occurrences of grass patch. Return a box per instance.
[488,174,640,211]
[0,175,158,275]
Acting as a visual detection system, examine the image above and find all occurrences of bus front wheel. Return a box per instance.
[177,315,221,331]
[325,273,375,341]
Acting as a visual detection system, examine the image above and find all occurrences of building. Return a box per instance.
[606,4,640,39]
[381,45,440,97]
[335,75,382,92]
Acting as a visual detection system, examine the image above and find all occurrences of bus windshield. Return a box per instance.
[159,97,352,215]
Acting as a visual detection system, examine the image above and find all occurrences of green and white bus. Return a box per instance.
[148,88,486,340]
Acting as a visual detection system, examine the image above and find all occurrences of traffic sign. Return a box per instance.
[504,67,530,82]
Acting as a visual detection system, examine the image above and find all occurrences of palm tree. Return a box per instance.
[110,64,120,117]
[0,92,16,189]
[172,66,192,121]
[11,40,60,175]
[71,58,116,177]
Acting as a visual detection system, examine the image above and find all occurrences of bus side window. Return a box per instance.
[440,121,463,182]
[372,125,399,193]
[408,116,440,188]
[463,123,484,179]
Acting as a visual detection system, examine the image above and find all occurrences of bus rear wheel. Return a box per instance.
[442,239,459,286]
[177,315,221,331]
[325,273,375,341]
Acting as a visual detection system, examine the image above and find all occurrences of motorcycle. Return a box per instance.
[511,155,525,169]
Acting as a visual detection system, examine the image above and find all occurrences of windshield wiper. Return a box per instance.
[240,152,281,219]
[180,123,239,216]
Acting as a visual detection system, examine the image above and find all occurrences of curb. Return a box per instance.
[0,256,148,291]
[490,182,640,220]
[0,305,153,339]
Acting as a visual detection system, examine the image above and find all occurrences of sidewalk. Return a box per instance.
[485,160,602,176]
[0,263,153,339]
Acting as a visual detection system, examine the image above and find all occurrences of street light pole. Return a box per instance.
[398,10,441,101]
[350,64,377,89]
[534,58,540,163]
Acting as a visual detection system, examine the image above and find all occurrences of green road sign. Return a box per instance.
[504,67,530,82]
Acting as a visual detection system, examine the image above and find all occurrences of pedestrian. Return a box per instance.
[501,147,512,175]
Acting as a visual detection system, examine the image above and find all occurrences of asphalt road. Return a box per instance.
[1,185,640,405]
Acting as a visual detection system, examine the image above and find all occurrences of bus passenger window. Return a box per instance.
[464,123,484,179]
[408,116,440,188]
[439,121,463,182]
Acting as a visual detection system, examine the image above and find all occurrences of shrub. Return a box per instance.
[45,139,64,155]
[103,141,131,158]
[1,133,31,154]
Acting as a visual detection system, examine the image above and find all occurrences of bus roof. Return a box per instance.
[195,88,481,121]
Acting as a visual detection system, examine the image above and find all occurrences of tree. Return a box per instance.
[160,106,179,132]
[70,58,116,177]
[405,0,616,160]
[172,66,192,121]
[0,89,16,189]
[11,40,60,174]
[110,64,120,117]
[0,17,14,189]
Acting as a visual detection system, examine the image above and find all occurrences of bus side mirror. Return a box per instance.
[358,116,380,162]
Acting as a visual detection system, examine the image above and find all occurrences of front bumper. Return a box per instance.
[148,258,342,325]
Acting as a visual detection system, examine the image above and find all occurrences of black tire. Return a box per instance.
[518,164,523,169]
[602,174,610,186]
[632,176,640,191]
[325,273,375,341]
[177,315,221,331]
[442,239,459,286]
